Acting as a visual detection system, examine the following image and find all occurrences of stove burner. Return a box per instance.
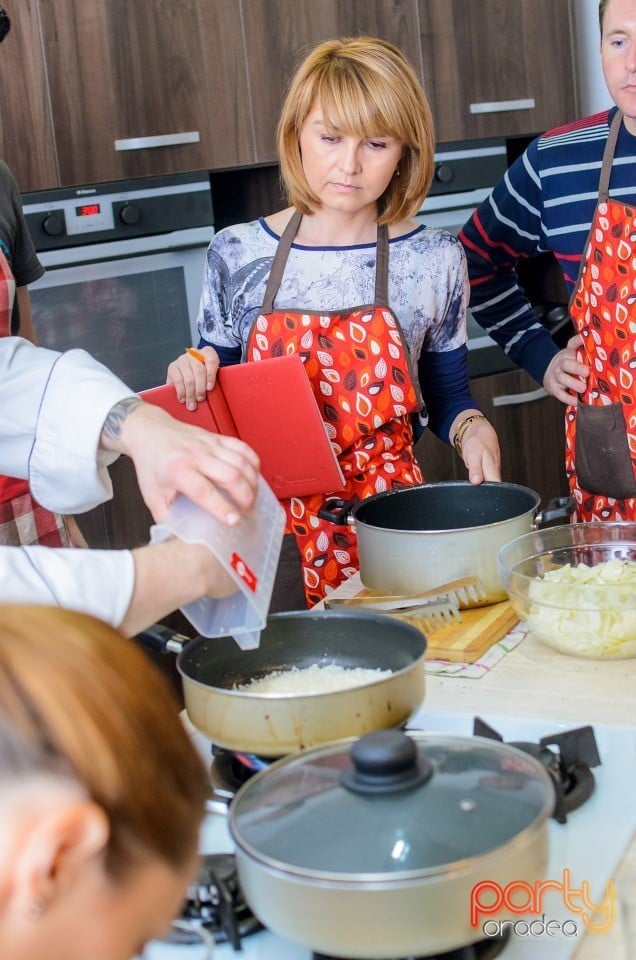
[164,853,262,950]
[473,717,601,823]
[209,746,272,802]
[313,929,510,959]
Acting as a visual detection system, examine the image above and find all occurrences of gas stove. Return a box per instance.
[141,710,636,960]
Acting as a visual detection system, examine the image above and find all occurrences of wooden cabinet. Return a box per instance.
[38,0,255,185]
[0,1,58,192]
[415,368,569,507]
[242,0,422,163]
[0,1,578,191]
[417,0,577,143]
[74,457,153,551]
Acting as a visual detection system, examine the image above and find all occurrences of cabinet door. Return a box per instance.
[39,0,254,186]
[242,0,422,164]
[417,0,577,143]
[0,1,58,191]
[415,368,569,507]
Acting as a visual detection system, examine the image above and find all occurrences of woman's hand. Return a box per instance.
[166,346,220,410]
[451,411,501,484]
[543,334,589,404]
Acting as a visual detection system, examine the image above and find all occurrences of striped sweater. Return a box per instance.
[459,107,636,385]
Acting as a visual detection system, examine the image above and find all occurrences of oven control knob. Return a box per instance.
[42,212,65,237]
[434,164,454,185]
[120,204,141,225]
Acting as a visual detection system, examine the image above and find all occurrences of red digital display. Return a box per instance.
[76,203,100,216]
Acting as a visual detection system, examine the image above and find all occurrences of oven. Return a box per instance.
[22,171,214,392]
[415,139,571,380]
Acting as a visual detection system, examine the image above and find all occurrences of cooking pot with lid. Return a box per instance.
[229,728,555,957]
[319,481,574,602]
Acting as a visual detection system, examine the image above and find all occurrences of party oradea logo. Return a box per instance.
[470,869,615,938]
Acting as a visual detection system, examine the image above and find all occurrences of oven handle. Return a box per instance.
[115,131,201,151]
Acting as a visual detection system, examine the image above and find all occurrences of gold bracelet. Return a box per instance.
[452,414,488,459]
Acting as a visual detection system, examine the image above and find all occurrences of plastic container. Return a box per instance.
[150,477,285,649]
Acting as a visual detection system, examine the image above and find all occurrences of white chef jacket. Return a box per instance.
[0,337,136,626]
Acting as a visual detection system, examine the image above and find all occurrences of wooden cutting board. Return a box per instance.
[422,601,520,663]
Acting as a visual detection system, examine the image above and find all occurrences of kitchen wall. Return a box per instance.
[571,0,612,115]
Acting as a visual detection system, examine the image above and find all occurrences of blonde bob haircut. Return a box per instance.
[277,36,436,225]
[0,606,209,882]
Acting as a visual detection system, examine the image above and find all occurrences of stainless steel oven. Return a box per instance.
[22,171,214,392]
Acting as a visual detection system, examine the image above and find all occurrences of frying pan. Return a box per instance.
[138,610,426,757]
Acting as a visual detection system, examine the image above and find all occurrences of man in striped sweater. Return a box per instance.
[459,0,636,522]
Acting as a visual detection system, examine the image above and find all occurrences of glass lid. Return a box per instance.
[229,730,555,880]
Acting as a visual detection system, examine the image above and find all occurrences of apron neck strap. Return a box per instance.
[261,211,390,314]
[598,110,623,202]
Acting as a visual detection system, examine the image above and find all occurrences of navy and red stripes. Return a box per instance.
[459,106,636,385]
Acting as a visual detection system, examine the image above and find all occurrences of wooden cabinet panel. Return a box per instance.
[417,0,577,143]
[0,1,58,191]
[415,368,569,507]
[39,0,254,186]
[242,0,422,164]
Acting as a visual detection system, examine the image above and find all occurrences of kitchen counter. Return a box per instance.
[318,572,636,960]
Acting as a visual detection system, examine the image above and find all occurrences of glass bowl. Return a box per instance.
[498,522,636,659]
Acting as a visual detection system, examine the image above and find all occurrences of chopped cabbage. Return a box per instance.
[526,559,636,659]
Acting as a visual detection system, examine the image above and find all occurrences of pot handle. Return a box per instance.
[317,497,357,526]
[134,623,189,655]
[535,496,576,526]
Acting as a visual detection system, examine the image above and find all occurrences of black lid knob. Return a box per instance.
[340,729,433,795]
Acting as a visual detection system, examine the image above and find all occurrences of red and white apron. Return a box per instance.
[0,248,67,546]
[565,110,636,521]
[247,211,422,606]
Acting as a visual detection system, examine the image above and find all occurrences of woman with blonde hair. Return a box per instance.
[168,36,500,608]
[0,605,210,960]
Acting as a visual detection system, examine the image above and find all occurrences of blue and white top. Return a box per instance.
[196,216,475,442]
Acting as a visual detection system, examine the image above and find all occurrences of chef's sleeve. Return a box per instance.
[0,338,135,513]
[0,545,135,628]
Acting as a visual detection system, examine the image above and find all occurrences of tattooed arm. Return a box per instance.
[98,396,260,524]
[2,338,259,522]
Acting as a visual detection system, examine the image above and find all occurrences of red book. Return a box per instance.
[140,355,344,499]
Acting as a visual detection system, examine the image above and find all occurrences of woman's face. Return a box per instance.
[298,99,404,218]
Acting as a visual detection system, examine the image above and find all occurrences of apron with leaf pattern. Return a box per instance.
[565,110,636,521]
[246,211,422,605]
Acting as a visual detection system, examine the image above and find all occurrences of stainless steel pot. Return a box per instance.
[229,728,555,957]
[320,481,574,602]
[157,610,426,757]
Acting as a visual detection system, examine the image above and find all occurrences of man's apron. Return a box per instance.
[0,248,67,546]
[565,110,636,521]
[246,211,422,605]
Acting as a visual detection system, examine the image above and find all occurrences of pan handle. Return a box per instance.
[135,623,189,655]
[535,496,576,526]
[317,497,357,525]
